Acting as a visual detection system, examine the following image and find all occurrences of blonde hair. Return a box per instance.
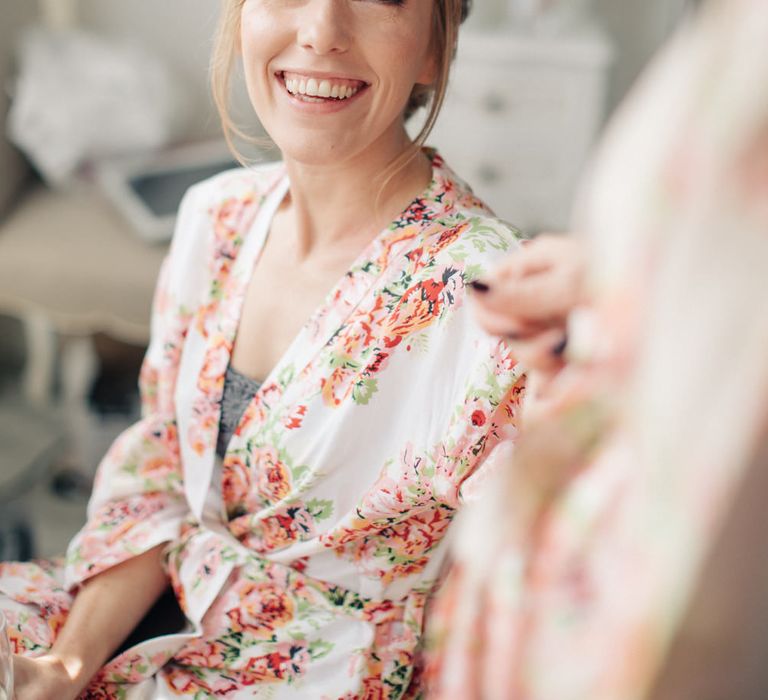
[211,0,469,189]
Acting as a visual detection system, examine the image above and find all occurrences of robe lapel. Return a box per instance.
[224,158,454,451]
[178,174,289,520]
[180,153,457,520]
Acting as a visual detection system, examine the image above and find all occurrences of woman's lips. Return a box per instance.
[277,71,369,106]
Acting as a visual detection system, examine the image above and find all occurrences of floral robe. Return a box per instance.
[424,1,768,698]
[0,152,525,698]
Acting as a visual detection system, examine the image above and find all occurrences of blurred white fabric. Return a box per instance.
[7,27,179,185]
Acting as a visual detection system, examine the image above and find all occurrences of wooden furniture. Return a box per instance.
[429,24,614,233]
[0,183,166,405]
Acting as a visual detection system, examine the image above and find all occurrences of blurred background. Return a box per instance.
[0,0,697,561]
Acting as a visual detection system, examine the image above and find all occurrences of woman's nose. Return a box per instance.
[295,0,351,55]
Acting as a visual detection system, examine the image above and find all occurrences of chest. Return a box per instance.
[230,221,368,382]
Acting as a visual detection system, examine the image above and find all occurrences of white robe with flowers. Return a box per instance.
[0,152,525,698]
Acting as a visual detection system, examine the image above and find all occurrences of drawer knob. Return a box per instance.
[477,164,502,184]
[482,93,507,114]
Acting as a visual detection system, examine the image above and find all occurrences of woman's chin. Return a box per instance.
[273,139,356,169]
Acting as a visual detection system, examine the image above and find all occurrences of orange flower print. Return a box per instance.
[382,268,462,348]
[221,455,252,511]
[139,455,177,484]
[283,404,308,430]
[253,445,292,503]
[226,580,294,639]
[213,195,255,258]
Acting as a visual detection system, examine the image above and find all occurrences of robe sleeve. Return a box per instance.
[64,182,212,589]
[443,333,525,508]
[428,218,528,508]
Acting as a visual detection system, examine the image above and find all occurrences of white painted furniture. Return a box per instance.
[429,24,613,233]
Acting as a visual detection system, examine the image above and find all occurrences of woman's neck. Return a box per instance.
[279,127,433,262]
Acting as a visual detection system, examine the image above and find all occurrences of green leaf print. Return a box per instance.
[308,639,335,660]
[277,363,295,388]
[448,248,469,263]
[292,463,310,481]
[463,263,486,283]
[306,498,334,521]
[352,377,379,405]
[410,332,430,354]
[329,353,361,371]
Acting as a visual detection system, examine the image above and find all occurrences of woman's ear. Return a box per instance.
[416,51,439,88]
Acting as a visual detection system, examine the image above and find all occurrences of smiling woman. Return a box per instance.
[213,0,467,176]
[0,1,528,699]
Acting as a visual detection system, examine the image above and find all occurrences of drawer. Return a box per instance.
[440,150,576,231]
[446,61,578,123]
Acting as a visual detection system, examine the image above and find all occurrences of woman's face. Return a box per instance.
[240,0,436,167]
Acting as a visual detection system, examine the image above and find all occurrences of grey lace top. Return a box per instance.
[216,364,263,458]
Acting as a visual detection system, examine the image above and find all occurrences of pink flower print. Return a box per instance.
[237,504,317,554]
[471,410,486,427]
[78,683,123,699]
[238,642,312,683]
[188,388,223,456]
[358,475,417,522]
[99,652,155,683]
[389,510,453,560]
[212,195,255,260]
[138,455,177,487]
[221,455,252,513]
[174,639,228,669]
[197,336,231,396]
[165,666,239,697]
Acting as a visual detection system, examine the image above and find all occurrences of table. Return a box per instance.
[0,182,167,405]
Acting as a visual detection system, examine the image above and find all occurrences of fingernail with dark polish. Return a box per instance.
[470,280,491,293]
[551,336,568,357]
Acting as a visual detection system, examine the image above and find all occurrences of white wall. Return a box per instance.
[470,0,691,112]
[76,0,224,140]
[62,0,691,141]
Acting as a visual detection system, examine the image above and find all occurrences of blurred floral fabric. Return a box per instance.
[425,0,768,697]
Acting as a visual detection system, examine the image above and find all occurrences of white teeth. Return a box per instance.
[283,74,361,100]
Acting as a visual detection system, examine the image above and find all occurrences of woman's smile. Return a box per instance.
[239,0,435,165]
[275,70,370,113]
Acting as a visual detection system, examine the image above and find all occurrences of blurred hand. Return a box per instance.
[470,233,587,378]
[13,654,80,700]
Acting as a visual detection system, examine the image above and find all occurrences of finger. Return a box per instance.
[507,327,568,374]
[472,289,569,340]
[475,267,579,321]
[471,299,552,339]
[490,243,556,282]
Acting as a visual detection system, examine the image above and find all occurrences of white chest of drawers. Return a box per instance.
[428,25,614,233]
